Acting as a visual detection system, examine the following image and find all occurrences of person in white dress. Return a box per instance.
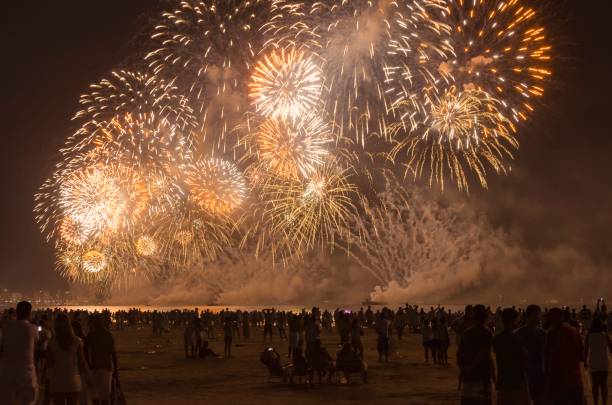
[585,318,612,405]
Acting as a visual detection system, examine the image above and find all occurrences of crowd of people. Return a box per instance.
[0,301,610,405]
[0,302,118,405]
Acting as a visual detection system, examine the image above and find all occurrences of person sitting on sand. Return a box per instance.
[336,342,367,384]
[260,346,287,382]
[290,347,308,384]
[306,338,335,384]
[198,341,220,359]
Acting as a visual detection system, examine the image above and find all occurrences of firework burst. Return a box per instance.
[135,235,158,257]
[57,164,142,240]
[149,200,236,267]
[146,0,302,152]
[258,159,357,258]
[66,70,195,167]
[384,0,454,132]
[241,113,332,182]
[249,47,323,121]
[390,86,518,191]
[439,0,552,122]
[184,158,248,217]
[306,0,401,145]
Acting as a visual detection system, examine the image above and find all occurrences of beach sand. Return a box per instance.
[116,326,459,404]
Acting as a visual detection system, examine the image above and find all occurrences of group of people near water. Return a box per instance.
[0,301,610,405]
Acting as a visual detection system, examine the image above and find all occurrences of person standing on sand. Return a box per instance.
[86,314,117,405]
[288,313,301,359]
[46,314,91,405]
[457,304,494,405]
[437,317,451,365]
[545,307,585,405]
[0,301,38,405]
[263,309,273,343]
[584,317,611,405]
[516,305,546,405]
[492,308,530,405]
[376,311,391,363]
[421,318,434,364]
[223,317,233,359]
[351,316,364,359]
[242,312,250,339]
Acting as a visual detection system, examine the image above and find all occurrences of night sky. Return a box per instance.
[2,1,611,294]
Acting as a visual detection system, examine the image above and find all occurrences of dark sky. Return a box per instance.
[1,1,611,293]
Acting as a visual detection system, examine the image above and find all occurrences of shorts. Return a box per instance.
[91,369,112,401]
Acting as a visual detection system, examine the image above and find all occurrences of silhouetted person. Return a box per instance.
[263,310,273,343]
[422,318,434,364]
[198,341,220,359]
[288,314,301,358]
[307,338,335,384]
[437,316,450,365]
[516,305,546,405]
[290,347,308,384]
[350,317,364,359]
[0,301,38,405]
[242,312,250,339]
[365,306,373,327]
[493,308,530,405]
[585,318,611,405]
[86,314,117,405]
[47,314,90,405]
[223,317,233,359]
[545,307,584,405]
[458,304,493,405]
[183,318,200,358]
[376,311,391,362]
[260,347,286,381]
[336,341,367,384]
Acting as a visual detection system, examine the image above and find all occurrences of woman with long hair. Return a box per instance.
[46,314,91,405]
[585,318,612,405]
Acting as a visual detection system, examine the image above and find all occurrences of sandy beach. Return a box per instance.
[116,325,460,405]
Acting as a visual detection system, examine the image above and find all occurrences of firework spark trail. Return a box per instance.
[148,199,236,268]
[307,0,397,146]
[439,0,552,122]
[146,0,307,153]
[65,70,196,167]
[384,0,454,132]
[257,159,358,260]
[389,86,518,191]
[34,0,556,292]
